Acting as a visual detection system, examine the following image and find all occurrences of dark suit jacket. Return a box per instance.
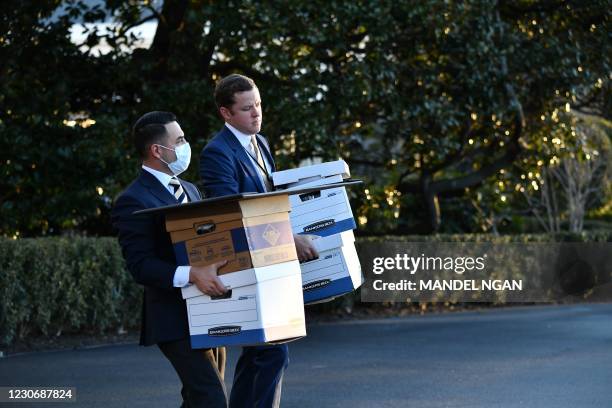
[111,169,201,346]
[199,125,276,197]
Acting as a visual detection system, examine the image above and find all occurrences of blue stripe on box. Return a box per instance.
[190,328,266,348]
[298,217,356,237]
[230,228,249,253]
[303,276,355,304]
[173,242,189,265]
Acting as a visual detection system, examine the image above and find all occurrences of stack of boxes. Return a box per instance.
[166,194,306,348]
[272,160,363,304]
[147,160,362,348]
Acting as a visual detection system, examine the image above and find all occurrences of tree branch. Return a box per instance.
[211,61,291,86]
[119,13,158,38]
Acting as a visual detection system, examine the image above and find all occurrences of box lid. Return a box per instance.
[285,174,344,191]
[165,195,289,232]
[272,160,350,187]
[311,230,355,253]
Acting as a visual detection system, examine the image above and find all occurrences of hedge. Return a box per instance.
[1,231,610,347]
[356,231,612,243]
[0,237,141,347]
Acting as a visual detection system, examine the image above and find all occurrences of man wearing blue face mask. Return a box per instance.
[112,111,229,408]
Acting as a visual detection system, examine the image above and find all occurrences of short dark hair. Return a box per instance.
[214,74,257,110]
[132,111,177,159]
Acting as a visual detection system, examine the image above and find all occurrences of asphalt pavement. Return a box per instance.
[1,304,611,408]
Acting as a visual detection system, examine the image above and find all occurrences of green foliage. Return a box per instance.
[0,236,141,347]
[355,230,612,243]
[1,0,609,236]
[1,1,136,236]
[466,111,612,233]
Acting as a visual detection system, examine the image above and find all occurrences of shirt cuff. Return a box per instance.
[173,266,191,288]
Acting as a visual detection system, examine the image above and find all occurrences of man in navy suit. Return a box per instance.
[200,75,317,408]
[112,111,229,408]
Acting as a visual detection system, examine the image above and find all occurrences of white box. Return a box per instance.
[272,160,350,187]
[287,174,356,237]
[301,230,363,304]
[181,260,306,348]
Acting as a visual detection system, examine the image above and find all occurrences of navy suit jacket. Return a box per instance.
[200,125,276,197]
[111,169,201,346]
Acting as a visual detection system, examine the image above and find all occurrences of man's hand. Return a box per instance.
[294,234,319,262]
[189,260,228,296]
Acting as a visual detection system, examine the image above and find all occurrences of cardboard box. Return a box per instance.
[272,159,350,188]
[300,230,363,304]
[166,195,297,274]
[286,174,356,237]
[132,184,362,348]
[181,260,306,348]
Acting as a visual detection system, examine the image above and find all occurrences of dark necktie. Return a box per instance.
[249,135,272,191]
[169,177,188,203]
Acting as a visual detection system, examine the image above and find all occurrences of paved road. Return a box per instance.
[1,304,611,407]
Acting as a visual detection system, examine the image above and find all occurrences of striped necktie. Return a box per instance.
[249,135,272,191]
[169,177,188,204]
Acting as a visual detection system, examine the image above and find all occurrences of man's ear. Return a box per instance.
[148,143,162,160]
[219,106,232,121]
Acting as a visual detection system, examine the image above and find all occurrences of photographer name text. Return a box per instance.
[372,279,523,291]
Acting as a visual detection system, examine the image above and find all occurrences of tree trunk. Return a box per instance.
[421,171,441,232]
[149,0,189,82]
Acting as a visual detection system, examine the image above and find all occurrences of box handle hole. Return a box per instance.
[211,290,232,300]
[195,222,216,235]
[299,191,321,202]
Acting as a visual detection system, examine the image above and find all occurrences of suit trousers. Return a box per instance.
[229,344,289,408]
[159,338,228,408]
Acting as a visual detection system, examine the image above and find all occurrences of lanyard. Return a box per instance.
[243,143,274,188]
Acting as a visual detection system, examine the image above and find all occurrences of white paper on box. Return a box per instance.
[257,271,304,328]
[311,229,355,252]
[272,160,350,187]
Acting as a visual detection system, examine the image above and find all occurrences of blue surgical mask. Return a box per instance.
[157,142,191,176]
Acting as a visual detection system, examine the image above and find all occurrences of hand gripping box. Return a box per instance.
[181,260,306,348]
[166,195,297,274]
[273,162,356,237]
[301,230,363,304]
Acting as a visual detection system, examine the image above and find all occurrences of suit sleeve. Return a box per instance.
[183,180,202,201]
[199,144,240,197]
[111,193,176,289]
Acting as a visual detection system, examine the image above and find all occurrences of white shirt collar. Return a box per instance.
[225,123,254,149]
[142,165,175,187]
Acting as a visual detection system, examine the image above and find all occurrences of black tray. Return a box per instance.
[134,179,363,216]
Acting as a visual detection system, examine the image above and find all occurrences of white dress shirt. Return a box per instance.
[142,165,190,288]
